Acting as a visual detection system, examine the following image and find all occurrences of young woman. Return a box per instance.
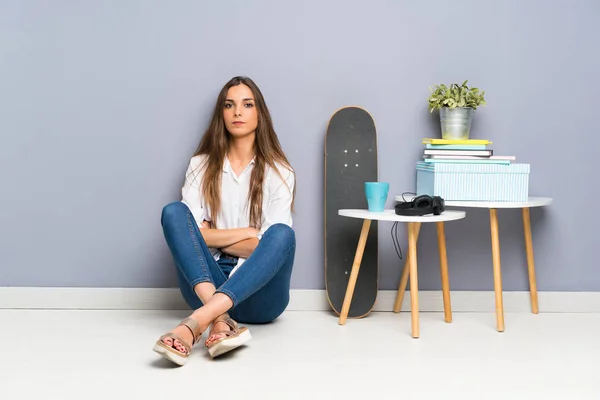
[153,76,296,366]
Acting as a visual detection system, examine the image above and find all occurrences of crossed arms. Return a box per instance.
[199,221,259,259]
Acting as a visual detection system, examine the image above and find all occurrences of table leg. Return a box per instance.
[489,208,505,332]
[338,219,372,325]
[393,222,421,313]
[522,207,539,314]
[436,222,452,323]
[408,222,420,338]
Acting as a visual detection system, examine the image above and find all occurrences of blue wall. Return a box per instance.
[1,0,598,291]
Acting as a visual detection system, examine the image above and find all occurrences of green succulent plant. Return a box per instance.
[427,80,486,113]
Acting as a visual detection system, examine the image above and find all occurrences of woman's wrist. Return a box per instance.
[246,227,259,240]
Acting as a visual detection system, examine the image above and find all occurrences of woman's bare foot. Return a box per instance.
[161,312,210,354]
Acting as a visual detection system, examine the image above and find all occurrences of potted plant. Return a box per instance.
[427,80,486,140]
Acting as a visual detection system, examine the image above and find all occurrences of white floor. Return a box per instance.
[1,309,599,399]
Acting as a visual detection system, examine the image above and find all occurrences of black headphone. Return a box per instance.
[395,195,446,216]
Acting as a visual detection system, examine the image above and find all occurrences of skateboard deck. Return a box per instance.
[324,106,378,318]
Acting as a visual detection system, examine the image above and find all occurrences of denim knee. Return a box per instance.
[264,223,295,244]
[161,201,189,226]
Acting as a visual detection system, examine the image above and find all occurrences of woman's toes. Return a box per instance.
[173,340,185,353]
[207,333,224,344]
[161,337,187,354]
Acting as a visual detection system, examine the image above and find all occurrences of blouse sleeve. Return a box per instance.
[180,156,207,227]
[257,164,295,239]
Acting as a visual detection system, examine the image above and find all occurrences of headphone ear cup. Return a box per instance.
[431,196,445,215]
[413,195,432,209]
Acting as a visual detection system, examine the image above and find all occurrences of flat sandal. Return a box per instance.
[153,317,204,366]
[205,315,251,358]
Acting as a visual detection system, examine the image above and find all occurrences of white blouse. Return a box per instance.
[180,154,295,275]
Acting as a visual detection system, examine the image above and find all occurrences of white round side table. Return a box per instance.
[337,209,466,338]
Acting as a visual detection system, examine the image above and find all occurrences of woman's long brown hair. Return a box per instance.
[190,76,295,229]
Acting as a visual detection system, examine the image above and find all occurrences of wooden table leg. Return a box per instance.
[436,222,452,323]
[408,222,420,338]
[489,208,505,332]
[338,219,372,325]
[393,222,421,313]
[522,207,539,314]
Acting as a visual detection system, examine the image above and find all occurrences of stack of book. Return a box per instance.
[421,138,515,165]
[415,137,530,202]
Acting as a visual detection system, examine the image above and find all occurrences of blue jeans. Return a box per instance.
[161,202,296,324]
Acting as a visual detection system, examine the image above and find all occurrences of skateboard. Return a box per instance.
[324,106,378,318]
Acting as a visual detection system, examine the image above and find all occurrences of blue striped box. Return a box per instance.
[416,161,530,202]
